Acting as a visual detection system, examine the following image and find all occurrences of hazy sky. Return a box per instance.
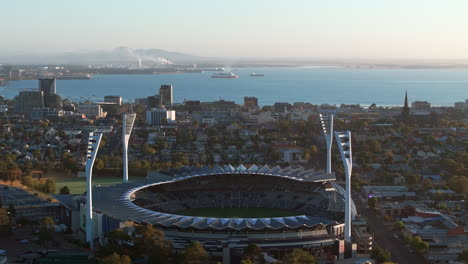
[2,0,468,60]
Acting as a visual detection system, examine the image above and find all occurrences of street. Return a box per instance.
[353,194,426,264]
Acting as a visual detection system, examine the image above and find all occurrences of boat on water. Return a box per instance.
[211,72,238,79]
[250,72,264,77]
[56,74,92,80]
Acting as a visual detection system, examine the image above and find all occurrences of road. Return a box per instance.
[353,194,426,264]
[362,208,426,264]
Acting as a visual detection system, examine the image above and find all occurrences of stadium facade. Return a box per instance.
[92,164,357,262]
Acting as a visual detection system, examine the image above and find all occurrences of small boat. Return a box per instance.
[250,72,264,77]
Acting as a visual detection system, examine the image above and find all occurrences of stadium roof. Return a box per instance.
[93,164,344,231]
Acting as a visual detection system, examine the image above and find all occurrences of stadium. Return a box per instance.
[93,164,356,262]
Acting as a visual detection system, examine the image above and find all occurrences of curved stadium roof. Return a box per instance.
[93,164,355,231]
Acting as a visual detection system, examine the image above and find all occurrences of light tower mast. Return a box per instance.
[334,131,352,243]
[85,132,103,249]
[122,113,136,183]
[319,113,333,174]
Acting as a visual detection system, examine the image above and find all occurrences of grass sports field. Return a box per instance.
[174,208,300,218]
[55,177,144,194]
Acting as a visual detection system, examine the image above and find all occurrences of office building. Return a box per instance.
[159,84,173,108]
[31,108,64,120]
[273,102,292,113]
[135,98,147,106]
[184,100,201,112]
[146,106,176,125]
[244,96,258,109]
[44,93,63,110]
[14,91,44,117]
[78,103,106,118]
[454,99,468,111]
[147,95,162,109]
[411,101,431,111]
[411,101,431,115]
[39,78,56,94]
[104,95,122,105]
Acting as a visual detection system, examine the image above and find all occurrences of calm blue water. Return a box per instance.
[1,67,467,106]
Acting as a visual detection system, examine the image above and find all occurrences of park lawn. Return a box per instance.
[55,177,144,194]
[174,207,300,218]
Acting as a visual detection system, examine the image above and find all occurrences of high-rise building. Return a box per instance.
[44,93,63,109]
[14,91,44,117]
[39,78,56,94]
[159,84,173,108]
[147,95,162,109]
[104,95,122,105]
[244,96,258,109]
[146,106,176,125]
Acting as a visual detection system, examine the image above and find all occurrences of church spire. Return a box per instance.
[401,91,410,120]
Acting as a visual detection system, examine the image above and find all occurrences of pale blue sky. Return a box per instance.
[2,0,468,59]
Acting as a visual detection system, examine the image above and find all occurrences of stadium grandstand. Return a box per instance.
[91,164,357,262]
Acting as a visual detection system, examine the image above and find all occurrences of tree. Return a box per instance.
[405,174,421,185]
[0,208,10,234]
[133,225,171,261]
[285,249,316,264]
[242,244,264,263]
[368,197,378,209]
[392,221,405,231]
[21,175,34,188]
[38,217,55,249]
[44,178,56,194]
[183,241,208,264]
[7,203,16,217]
[422,178,433,190]
[459,250,468,261]
[95,158,105,170]
[448,176,468,194]
[99,253,131,264]
[371,246,391,263]
[409,236,429,254]
[59,186,70,194]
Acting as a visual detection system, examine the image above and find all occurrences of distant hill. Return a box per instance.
[0,46,206,65]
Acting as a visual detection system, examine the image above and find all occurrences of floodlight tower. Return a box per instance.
[334,131,352,243]
[85,131,103,249]
[319,113,334,174]
[122,113,136,183]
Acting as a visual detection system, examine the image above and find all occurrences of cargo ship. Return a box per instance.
[211,72,238,79]
[250,72,264,77]
[56,74,92,80]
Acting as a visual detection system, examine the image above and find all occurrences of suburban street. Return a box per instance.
[354,193,426,264]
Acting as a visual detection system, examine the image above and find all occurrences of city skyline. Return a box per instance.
[1,0,468,61]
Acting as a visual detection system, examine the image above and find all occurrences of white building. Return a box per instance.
[146,106,176,125]
[78,103,106,118]
[201,117,216,127]
[104,95,122,105]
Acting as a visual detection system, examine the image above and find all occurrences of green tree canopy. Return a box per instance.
[242,244,265,263]
[392,221,405,231]
[38,217,55,249]
[59,185,70,194]
[99,253,131,264]
[285,249,316,264]
[183,241,209,264]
